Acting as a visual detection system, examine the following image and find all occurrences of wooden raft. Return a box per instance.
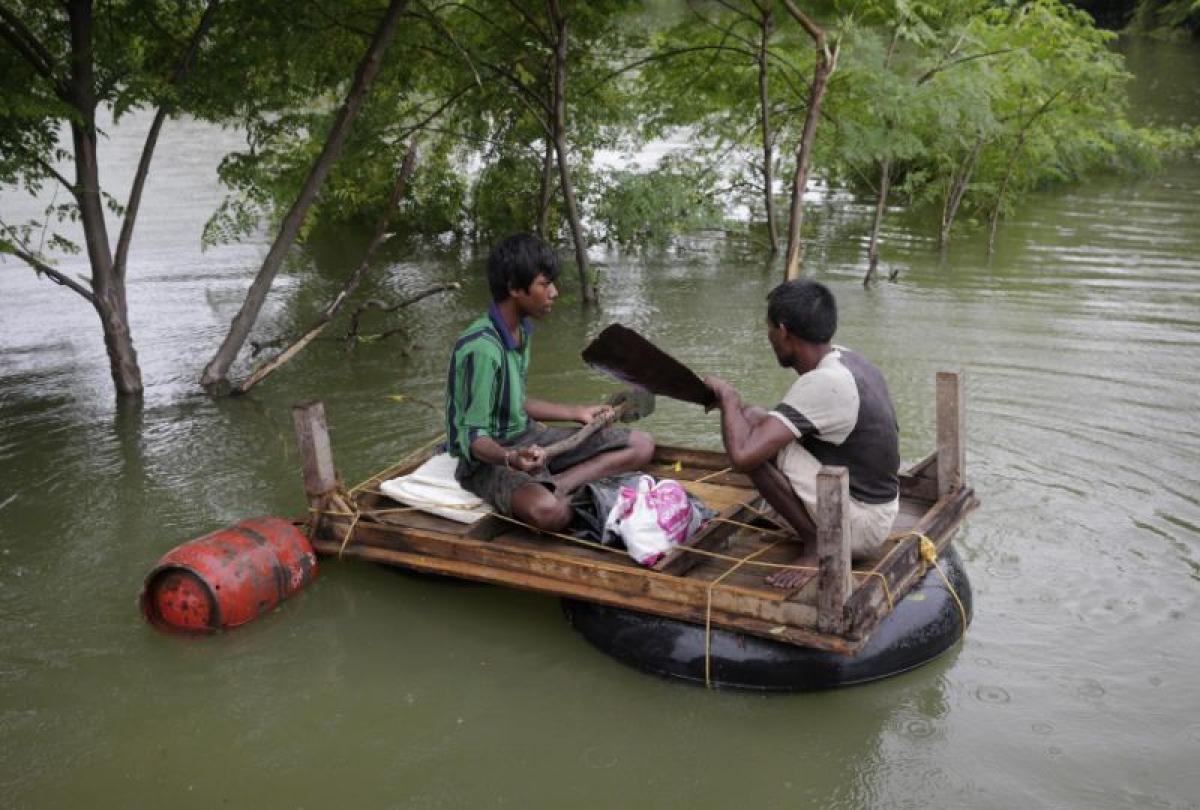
[293,372,978,656]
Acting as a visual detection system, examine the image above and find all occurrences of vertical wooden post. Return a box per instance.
[816,465,851,635]
[936,371,966,497]
[293,400,338,512]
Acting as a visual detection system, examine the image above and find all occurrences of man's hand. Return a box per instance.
[704,375,740,411]
[508,444,547,474]
[575,404,614,425]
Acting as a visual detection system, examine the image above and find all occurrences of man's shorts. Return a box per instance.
[771,440,899,558]
[454,421,631,516]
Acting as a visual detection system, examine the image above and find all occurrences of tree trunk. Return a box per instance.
[757,4,778,255]
[199,0,409,393]
[987,141,1022,256]
[782,42,837,280]
[66,0,143,396]
[537,136,554,238]
[548,0,594,303]
[234,139,419,394]
[939,135,984,250]
[864,158,891,286]
[863,27,900,286]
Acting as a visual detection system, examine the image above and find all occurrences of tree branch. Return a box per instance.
[502,0,551,45]
[344,284,462,347]
[114,0,221,279]
[1,223,96,304]
[916,48,1016,85]
[0,3,59,82]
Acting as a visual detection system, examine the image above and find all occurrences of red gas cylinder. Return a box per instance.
[140,517,318,633]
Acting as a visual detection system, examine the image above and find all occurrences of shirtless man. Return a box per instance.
[704,280,900,588]
[445,233,655,532]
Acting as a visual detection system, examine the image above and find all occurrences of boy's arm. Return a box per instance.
[524,398,610,425]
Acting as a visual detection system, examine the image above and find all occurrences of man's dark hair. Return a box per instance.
[487,233,560,301]
[766,280,837,343]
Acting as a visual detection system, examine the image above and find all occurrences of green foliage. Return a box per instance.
[594,155,725,249]
[1129,0,1200,39]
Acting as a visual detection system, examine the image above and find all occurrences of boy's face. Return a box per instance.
[511,273,558,319]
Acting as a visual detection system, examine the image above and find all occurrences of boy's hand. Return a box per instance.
[575,404,614,425]
[509,445,546,473]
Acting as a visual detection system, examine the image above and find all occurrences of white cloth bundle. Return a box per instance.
[379,453,492,524]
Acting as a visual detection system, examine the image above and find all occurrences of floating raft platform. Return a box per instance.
[294,372,977,656]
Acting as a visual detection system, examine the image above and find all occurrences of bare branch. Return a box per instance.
[344,284,462,347]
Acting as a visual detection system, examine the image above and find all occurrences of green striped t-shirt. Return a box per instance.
[444,304,531,464]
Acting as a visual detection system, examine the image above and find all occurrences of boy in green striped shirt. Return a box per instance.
[445,234,655,531]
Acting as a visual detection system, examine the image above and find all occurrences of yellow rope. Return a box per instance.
[705,541,779,689]
[915,533,968,641]
[693,466,733,484]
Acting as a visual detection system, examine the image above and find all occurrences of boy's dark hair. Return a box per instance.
[487,233,560,301]
[766,280,837,343]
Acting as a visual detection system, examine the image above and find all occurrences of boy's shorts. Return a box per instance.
[454,421,631,516]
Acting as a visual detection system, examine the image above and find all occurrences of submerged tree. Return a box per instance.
[199,0,409,393]
[0,0,221,397]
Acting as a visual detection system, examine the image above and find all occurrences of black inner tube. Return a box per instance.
[562,545,972,691]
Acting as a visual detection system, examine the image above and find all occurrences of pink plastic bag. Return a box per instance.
[603,475,706,567]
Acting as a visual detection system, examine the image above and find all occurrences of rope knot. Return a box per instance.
[918,535,937,565]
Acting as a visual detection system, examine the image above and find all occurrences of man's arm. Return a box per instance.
[705,376,795,472]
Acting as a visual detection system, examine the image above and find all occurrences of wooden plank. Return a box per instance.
[320,516,822,632]
[464,514,510,541]
[815,466,851,635]
[311,534,858,654]
[642,462,752,489]
[844,486,978,638]
[676,480,754,514]
[651,445,731,470]
[936,371,966,497]
[652,502,746,576]
[292,401,337,508]
[899,450,939,501]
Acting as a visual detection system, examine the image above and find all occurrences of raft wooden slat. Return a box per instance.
[296,371,976,655]
[652,502,749,576]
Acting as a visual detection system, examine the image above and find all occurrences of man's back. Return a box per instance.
[772,347,899,504]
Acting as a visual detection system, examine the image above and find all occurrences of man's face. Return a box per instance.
[512,273,558,319]
[767,318,792,368]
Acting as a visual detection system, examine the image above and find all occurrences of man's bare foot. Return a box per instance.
[766,554,816,589]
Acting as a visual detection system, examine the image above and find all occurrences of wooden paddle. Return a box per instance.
[541,388,655,461]
[581,324,716,409]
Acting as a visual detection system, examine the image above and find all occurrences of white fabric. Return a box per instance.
[380,453,492,524]
[768,347,859,444]
[773,441,898,558]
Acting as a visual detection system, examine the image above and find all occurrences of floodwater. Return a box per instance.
[2,38,1199,810]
